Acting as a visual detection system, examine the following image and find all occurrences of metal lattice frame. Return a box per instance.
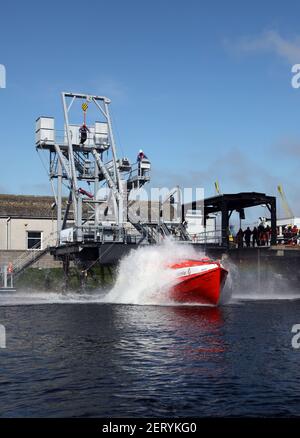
[37,92,127,244]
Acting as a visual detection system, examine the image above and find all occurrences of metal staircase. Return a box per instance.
[127,206,160,244]
[160,222,171,237]
[12,232,57,277]
[177,223,191,241]
[127,218,159,244]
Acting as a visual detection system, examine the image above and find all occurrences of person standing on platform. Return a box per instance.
[265,225,271,246]
[236,228,244,248]
[79,124,90,144]
[244,227,252,247]
[258,223,265,246]
[252,226,259,247]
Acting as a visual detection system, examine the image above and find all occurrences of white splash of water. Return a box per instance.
[0,290,107,306]
[102,239,201,305]
[0,240,203,307]
[7,239,298,307]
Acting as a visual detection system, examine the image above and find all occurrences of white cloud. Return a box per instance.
[225,30,300,64]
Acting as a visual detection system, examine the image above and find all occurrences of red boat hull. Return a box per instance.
[169,261,228,306]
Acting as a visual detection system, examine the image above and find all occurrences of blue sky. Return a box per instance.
[1,0,300,218]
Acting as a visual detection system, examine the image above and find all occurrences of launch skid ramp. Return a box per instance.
[36,92,190,273]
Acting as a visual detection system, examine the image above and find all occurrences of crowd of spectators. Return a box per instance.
[232,224,300,248]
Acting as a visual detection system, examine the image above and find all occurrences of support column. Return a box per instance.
[80,269,88,292]
[77,196,83,242]
[62,190,72,230]
[57,160,62,242]
[3,265,7,289]
[62,256,70,292]
[270,199,277,246]
[221,201,229,249]
[94,161,99,229]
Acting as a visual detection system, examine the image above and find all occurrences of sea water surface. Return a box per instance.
[0,242,300,417]
[0,298,300,417]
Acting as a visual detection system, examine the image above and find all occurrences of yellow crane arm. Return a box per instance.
[277,185,294,219]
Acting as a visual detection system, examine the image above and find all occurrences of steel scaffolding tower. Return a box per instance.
[36,92,153,247]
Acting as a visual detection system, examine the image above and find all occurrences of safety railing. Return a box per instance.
[54,130,110,149]
[277,235,300,246]
[78,221,193,245]
[12,232,57,274]
[187,229,223,246]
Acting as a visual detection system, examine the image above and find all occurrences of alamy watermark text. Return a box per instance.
[0,64,6,88]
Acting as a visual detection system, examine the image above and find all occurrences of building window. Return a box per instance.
[27,231,42,249]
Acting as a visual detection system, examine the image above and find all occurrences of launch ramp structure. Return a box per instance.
[35,92,189,271]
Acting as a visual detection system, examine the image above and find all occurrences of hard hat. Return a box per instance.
[139,149,143,153]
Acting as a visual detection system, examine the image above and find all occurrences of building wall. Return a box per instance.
[185,212,216,236]
[0,218,58,250]
[0,250,62,269]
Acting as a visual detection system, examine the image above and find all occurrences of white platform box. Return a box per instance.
[35,117,55,145]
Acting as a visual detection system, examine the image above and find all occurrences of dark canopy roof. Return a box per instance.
[183,192,277,247]
[183,192,276,214]
[204,192,276,215]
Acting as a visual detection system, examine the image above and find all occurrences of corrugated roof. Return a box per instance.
[0,194,177,221]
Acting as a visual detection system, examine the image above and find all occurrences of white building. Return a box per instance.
[0,194,182,252]
[0,194,57,251]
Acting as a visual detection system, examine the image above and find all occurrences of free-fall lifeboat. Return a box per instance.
[168,258,228,306]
